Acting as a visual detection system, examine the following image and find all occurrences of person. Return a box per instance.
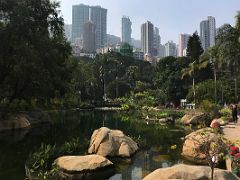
[232,104,238,123]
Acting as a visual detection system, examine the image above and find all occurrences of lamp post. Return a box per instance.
[193,61,196,109]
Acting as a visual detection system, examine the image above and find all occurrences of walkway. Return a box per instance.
[223,119,240,143]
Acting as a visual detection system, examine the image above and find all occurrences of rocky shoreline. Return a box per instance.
[0,110,50,132]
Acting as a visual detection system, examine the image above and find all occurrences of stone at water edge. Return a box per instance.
[88,127,139,158]
[143,164,239,180]
[55,155,115,179]
[180,113,208,125]
[0,114,30,131]
[181,128,222,164]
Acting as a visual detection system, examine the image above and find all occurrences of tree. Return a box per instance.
[199,46,220,103]
[182,32,211,106]
[216,21,240,103]
[186,32,204,62]
[120,43,133,57]
[154,56,191,105]
[0,0,72,109]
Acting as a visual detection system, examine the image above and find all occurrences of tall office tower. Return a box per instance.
[121,16,132,44]
[153,27,161,56]
[83,21,95,53]
[178,33,191,57]
[141,21,154,56]
[165,41,177,57]
[72,4,90,43]
[90,6,107,50]
[200,16,216,50]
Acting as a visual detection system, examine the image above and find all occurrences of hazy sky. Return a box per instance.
[59,0,239,44]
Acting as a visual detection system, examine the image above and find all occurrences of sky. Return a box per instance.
[59,0,240,44]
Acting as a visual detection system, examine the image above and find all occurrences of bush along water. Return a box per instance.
[26,138,83,179]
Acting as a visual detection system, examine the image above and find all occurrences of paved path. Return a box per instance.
[223,120,240,143]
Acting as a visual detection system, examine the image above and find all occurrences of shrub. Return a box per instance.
[199,100,220,119]
[219,107,231,118]
[27,138,82,179]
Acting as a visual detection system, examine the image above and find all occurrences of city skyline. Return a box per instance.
[60,0,239,44]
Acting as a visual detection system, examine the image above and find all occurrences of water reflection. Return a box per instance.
[0,111,185,180]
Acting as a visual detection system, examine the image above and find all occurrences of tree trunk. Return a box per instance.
[211,166,214,180]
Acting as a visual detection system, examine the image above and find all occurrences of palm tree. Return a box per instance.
[199,46,220,103]
[181,61,198,107]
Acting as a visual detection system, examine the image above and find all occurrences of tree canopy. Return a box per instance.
[0,0,72,108]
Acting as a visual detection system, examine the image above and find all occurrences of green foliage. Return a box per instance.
[0,0,72,110]
[199,100,219,117]
[27,138,81,179]
[187,79,234,104]
[119,43,133,57]
[219,108,232,118]
[142,109,185,120]
[154,56,191,105]
[199,100,215,113]
[186,32,204,61]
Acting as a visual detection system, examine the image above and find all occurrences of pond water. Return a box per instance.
[0,110,186,180]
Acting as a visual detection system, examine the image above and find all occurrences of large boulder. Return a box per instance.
[143,164,239,180]
[55,155,115,179]
[25,110,50,127]
[0,111,50,132]
[182,128,223,164]
[181,113,209,125]
[88,127,138,158]
[0,114,30,131]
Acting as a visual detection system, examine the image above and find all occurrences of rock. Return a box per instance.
[0,114,30,131]
[25,110,50,127]
[88,127,138,158]
[55,155,115,179]
[210,119,221,128]
[0,111,50,132]
[182,128,222,164]
[181,113,209,125]
[143,164,239,180]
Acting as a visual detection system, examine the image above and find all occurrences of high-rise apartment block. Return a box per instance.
[200,16,216,50]
[121,16,132,44]
[72,4,90,43]
[90,6,107,49]
[83,21,95,53]
[178,33,191,57]
[72,4,107,50]
[153,27,161,56]
[165,41,177,57]
[141,21,154,56]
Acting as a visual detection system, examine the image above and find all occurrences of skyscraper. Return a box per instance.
[141,21,154,56]
[83,21,95,53]
[200,16,216,50]
[121,16,132,44]
[72,4,107,50]
[178,33,191,57]
[165,41,177,57]
[153,27,161,56]
[90,6,107,50]
[72,4,90,43]
[208,16,216,47]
